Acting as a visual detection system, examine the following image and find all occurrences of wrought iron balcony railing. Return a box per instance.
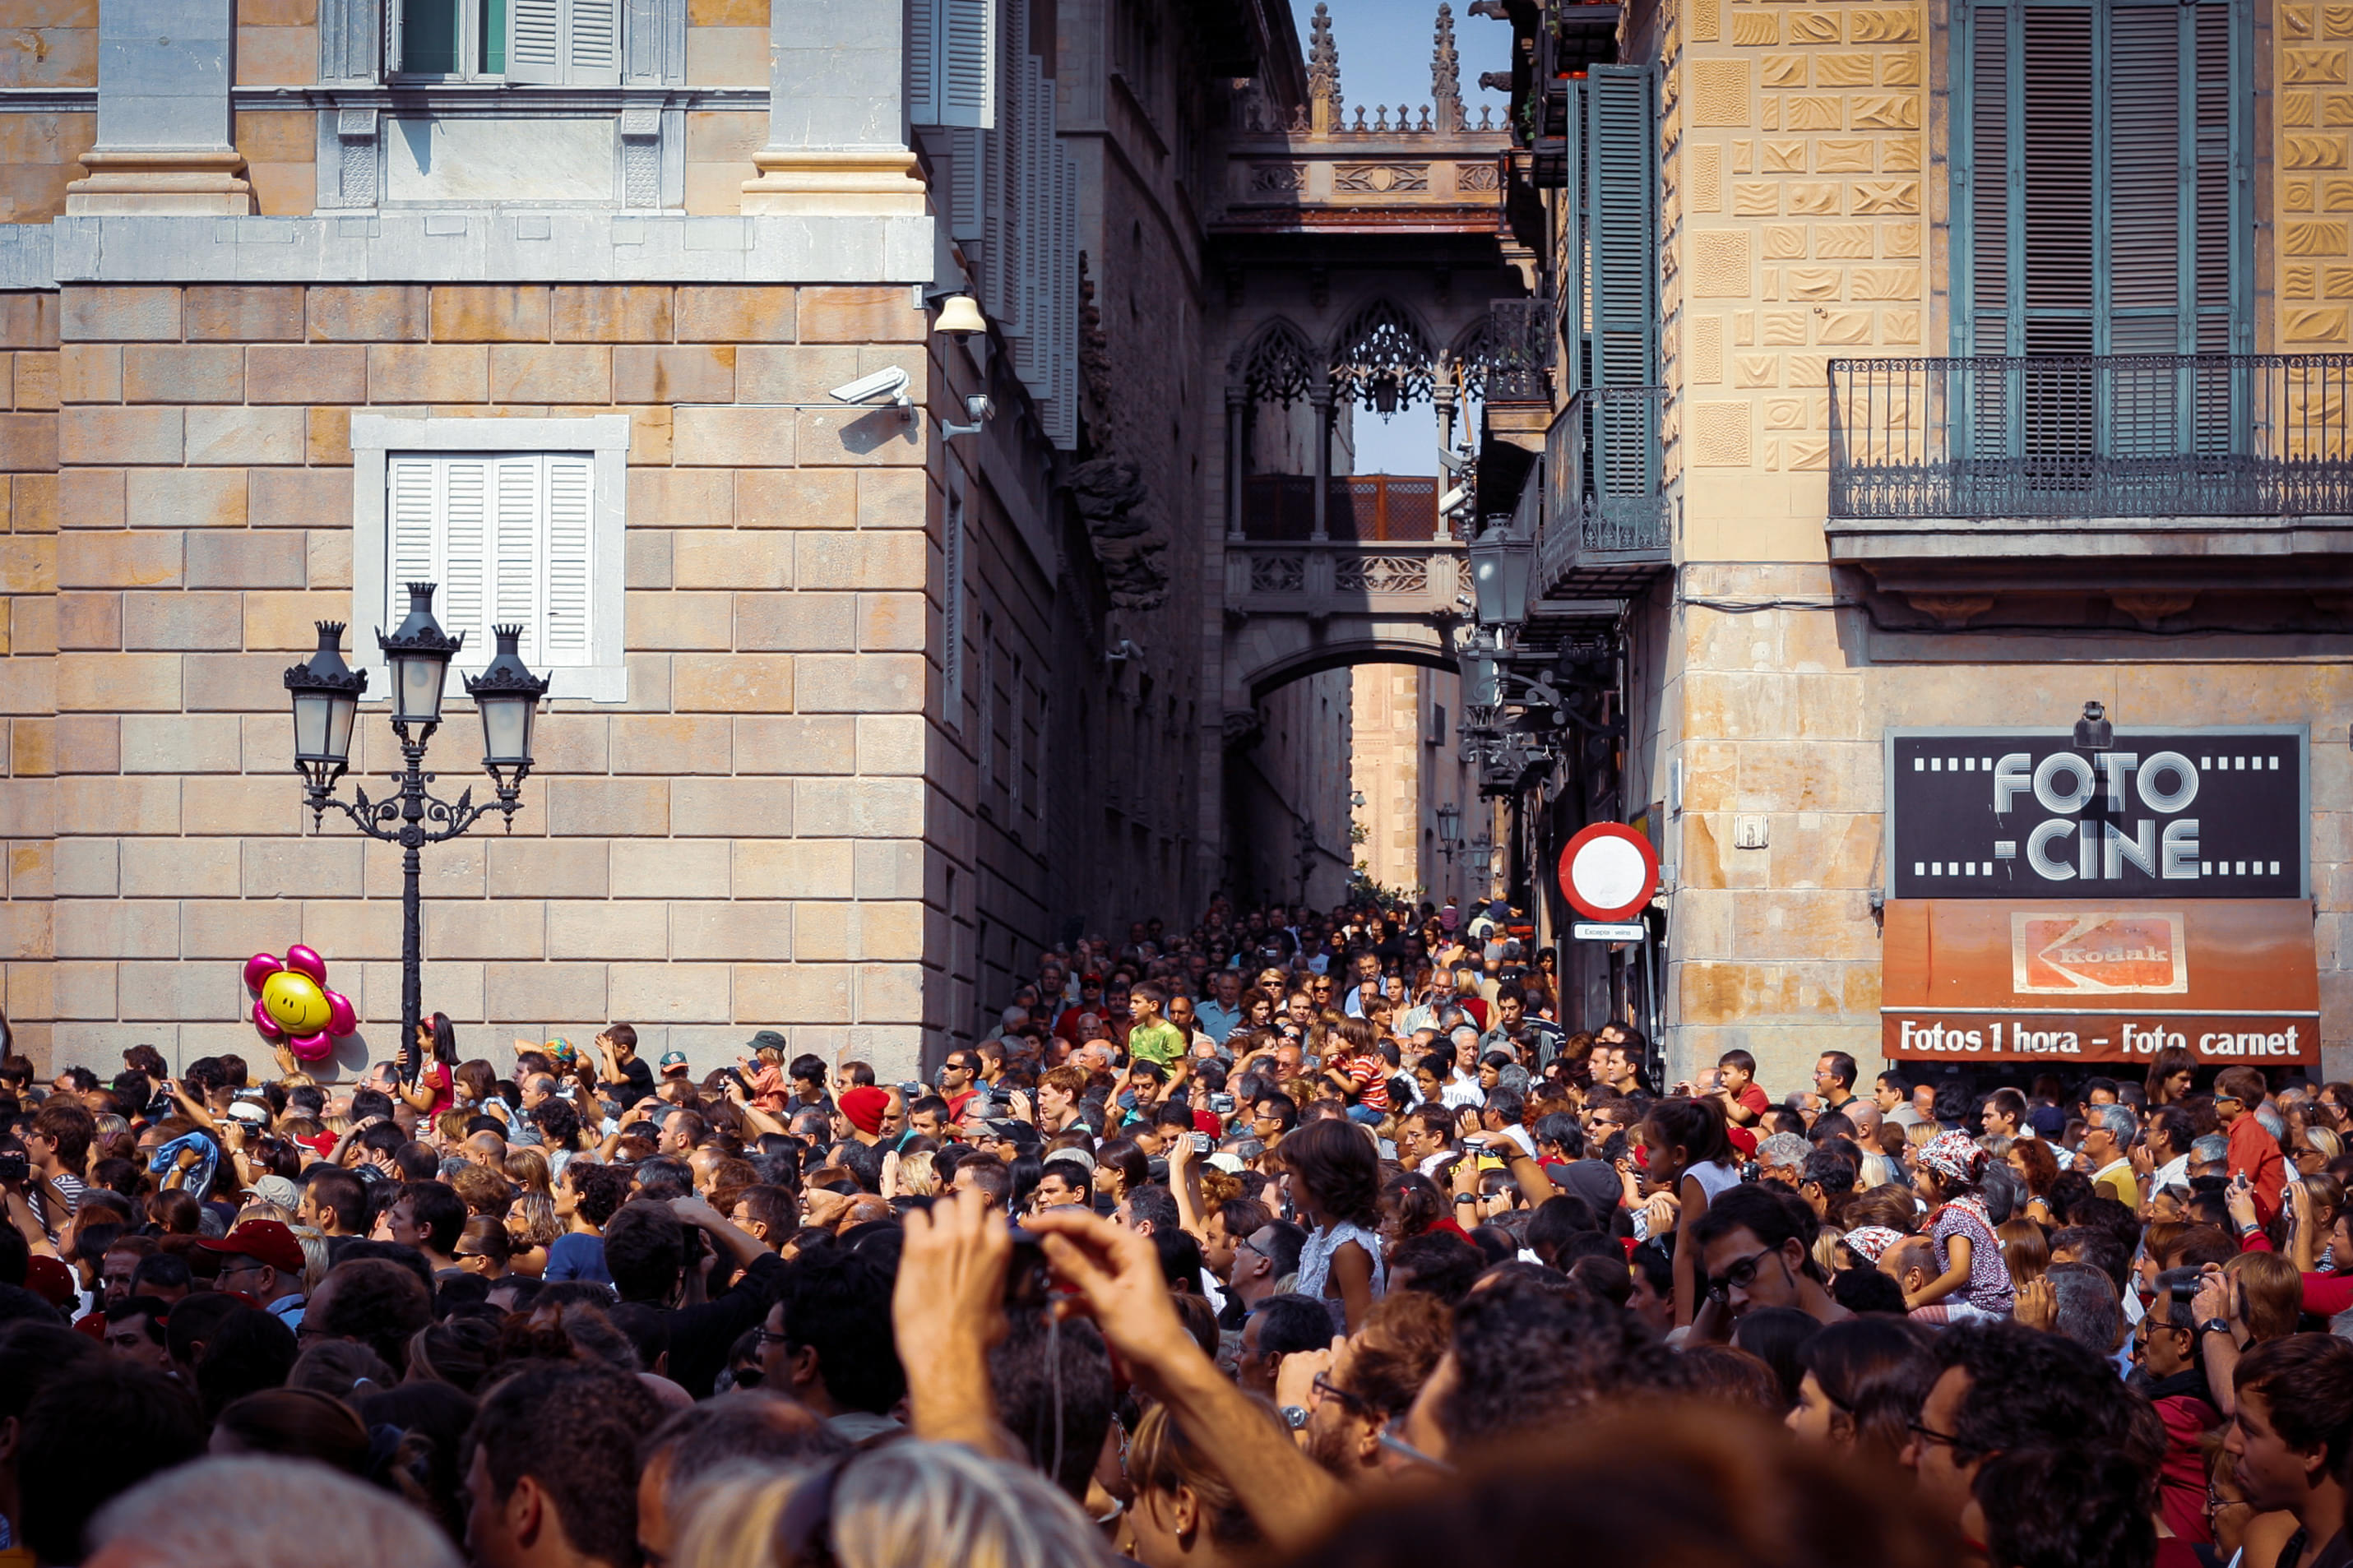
[1538,385,1672,594]
[1828,354,2353,520]
[1479,298,1554,403]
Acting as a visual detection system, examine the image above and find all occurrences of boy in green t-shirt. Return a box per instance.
[1124,981,1185,1069]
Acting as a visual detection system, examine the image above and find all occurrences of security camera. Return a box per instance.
[828,367,911,407]
[1437,446,1471,475]
[1440,483,1474,515]
[939,391,995,441]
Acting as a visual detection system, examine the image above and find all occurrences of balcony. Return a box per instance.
[1238,474,1440,541]
[1226,474,1464,628]
[1827,356,2353,591]
[1536,386,1674,597]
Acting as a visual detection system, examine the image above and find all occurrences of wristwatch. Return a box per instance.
[2200,1319,2233,1336]
[1280,1404,1309,1430]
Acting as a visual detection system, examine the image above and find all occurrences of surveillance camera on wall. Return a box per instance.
[1440,483,1474,515]
[828,367,911,407]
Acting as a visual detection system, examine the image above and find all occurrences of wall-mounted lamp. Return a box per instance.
[2072,700,2113,753]
[933,295,988,336]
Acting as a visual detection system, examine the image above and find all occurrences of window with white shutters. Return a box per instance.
[384,452,598,677]
[351,415,628,704]
[1952,0,2250,357]
[391,0,618,81]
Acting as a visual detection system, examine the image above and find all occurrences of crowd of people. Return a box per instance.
[4,893,2353,1568]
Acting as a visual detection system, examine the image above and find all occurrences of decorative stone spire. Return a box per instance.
[1309,2,1344,134]
[1432,3,1464,132]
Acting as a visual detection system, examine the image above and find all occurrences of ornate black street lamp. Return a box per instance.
[284,585,549,1077]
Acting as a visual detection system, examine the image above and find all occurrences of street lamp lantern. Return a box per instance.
[1456,644,1501,713]
[1466,520,1534,627]
[1436,800,1461,844]
[465,624,551,799]
[291,581,543,1085]
[377,581,466,728]
[283,622,368,795]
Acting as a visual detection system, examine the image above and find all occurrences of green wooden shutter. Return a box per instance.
[1953,0,2248,360]
[1583,64,1656,392]
[1963,3,2014,355]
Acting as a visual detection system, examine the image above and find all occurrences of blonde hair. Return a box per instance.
[289,1224,331,1293]
[1810,1224,1847,1281]
[507,1191,561,1248]
[675,1443,1114,1568]
[894,1151,937,1197]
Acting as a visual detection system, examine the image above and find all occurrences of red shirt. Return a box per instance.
[2226,1112,2286,1225]
[1733,1082,1771,1120]
[1346,1055,1392,1112]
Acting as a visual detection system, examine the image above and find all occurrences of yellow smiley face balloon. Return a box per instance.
[260,969,333,1037]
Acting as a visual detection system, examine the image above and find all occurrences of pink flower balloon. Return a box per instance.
[243,947,357,1055]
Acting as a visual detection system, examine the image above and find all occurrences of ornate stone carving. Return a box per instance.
[2112,592,2198,630]
[1331,297,1437,408]
[1309,2,1344,131]
[1250,163,1309,192]
[1249,554,1309,593]
[336,107,380,208]
[1334,554,1431,593]
[1070,458,1170,610]
[1431,2,1463,132]
[1335,163,1429,193]
[1239,319,1317,406]
[1456,160,1500,192]
[1903,593,1996,628]
[619,105,662,209]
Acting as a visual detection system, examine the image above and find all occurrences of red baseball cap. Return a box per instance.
[195,1219,306,1276]
[1725,1125,1760,1159]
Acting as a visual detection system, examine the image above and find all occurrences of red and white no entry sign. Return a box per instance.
[1559,823,1660,922]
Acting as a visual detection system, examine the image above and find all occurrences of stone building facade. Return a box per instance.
[1491,0,2353,1085]
[0,0,1287,1078]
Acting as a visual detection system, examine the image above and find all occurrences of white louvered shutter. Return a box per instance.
[387,456,438,617]
[485,457,539,661]
[910,0,942,124]
[993,0,1029,338]
[1011,56,1047,382]
[540,455,595,665]
[949,127,986,240]
[507,0,563,81]
[438,458,492,662]
[567,0,623,84]
[384,0,405,75]
[939,0,997,127]
[385,452,600,684]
